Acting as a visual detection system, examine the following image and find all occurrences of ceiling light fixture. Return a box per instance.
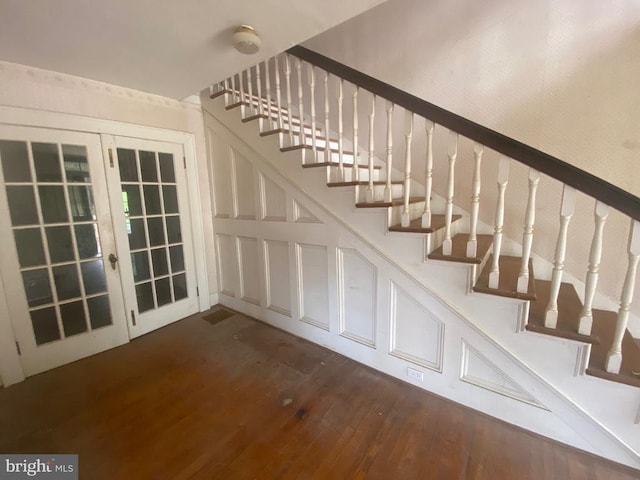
[232,25,261,55]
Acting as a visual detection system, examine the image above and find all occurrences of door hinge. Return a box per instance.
[108,148,114,168]
[196,286,199,297]
[183,156,187,169]
[15,341,21,356]
[130,310,136,326]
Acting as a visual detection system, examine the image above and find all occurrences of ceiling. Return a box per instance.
[0,0,386,99]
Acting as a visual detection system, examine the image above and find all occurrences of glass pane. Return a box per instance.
[75,224,100,259]
[33,142,62,182]
[7,186,38,226]
[143,185,161,215]
[173,273,187,301]
[151,248,169,277]
[46,225,75,263]
[53,264,81,301]
[81,260,106,295]
[117,148,138,182]
[31,307,60,345]
[136,282,154,312]
[159,153,175,183]
[39,186,68,223]
[14,228,46,267]
[60,301,87,337]
[131,251,150,282]
[170,245,185,272]
[166,216,182,244]
[155,277,172,306]
[147,217,165,247]
[162,185,178,214]
[140,151,158,182]
[63,145,90,183]
[122,185,142,216]
[88,295,112,329]
[128,218,147,250]
[22,269,53,307]
[68,186,95,221]
[0,140,31,182]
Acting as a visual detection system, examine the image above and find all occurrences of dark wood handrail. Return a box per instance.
[288,45,640,222]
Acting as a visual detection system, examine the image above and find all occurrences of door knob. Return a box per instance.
[108,253,119,270]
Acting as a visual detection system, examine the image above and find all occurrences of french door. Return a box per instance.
[0,126,199,377]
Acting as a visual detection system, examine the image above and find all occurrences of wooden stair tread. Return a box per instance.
[261,129,330,141]
[473,255,536,301]
[209,88,231,100]
[281,144,355,155]
[301,162,381,170]
[526,280,600,344]
[428,234,493,264]
[327,180,403,187]
[388,215,460,234]
[586,309,640,388]
[356,197,424,208]
[242,113,307,128]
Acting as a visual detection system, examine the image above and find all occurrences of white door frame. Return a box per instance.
[0,105,210,387]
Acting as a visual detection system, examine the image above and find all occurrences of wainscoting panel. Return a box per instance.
[216,233,238,297]
[209,130,232,218]
[390,282,444,372]
[237,236,260,305]
[231,147,256,220]
[260,172,287,222]
[264,239,291,316]
[296,243,330,330]
[294,199,322,224]
[338,248,377,347]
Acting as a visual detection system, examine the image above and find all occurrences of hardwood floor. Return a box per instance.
[1,308,638,479]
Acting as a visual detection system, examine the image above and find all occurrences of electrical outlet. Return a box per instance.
[407,367,424,382]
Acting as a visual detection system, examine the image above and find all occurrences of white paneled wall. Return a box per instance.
[264,240,291,316]
[297,244,331,330]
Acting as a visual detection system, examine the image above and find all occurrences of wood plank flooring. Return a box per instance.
[1,308,638,479]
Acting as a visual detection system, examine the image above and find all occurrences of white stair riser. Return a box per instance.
[355,184,403,203]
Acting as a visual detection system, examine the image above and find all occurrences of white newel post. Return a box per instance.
[605,219,640,374]
[239,70,246,116]
[284,56,293,145]
[400,110,414,227]
[230,74,237,106]
[324,72,331,165]
[247,67,254,115]
[353,87,360,182]
[308,64,317,158]
[466,143,483,257]
[488,157,510,289]
[516,169,541,293]
[578,201,610,335]
[442,131,458,255]
[366,95,376,203]
[274,56,283,131]
[421,120,434,228]
[223,78,230,107]
[544,185,576,328]
[265,58,272,130]
[337,78,344,179]
[384,101,394,203]
[255,64,263,128]
[296,59,304,147]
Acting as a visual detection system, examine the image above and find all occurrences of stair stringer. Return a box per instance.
[203,100,640,468]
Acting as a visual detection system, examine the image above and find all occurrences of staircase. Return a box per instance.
[203,46,640,466]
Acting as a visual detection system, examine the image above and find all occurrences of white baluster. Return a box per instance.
[247,66,254,115]
[337,78,344,179]
[384,102,394,203]
[324,72,331,165]
[265,58,272,130]
[353,87,359,182]
[284,55,293,146]
[230,74,237,106]
[239,70,246,116]
[488,157,510,289]
[308,64,317,159]
[255,64,263,125]
[578,201,610,335]
[544,185,576,328]
[274,56,283,131]
[400,110,414,227]
[466,144,483,257]
[516,169,542,293]
[296,59,304,148]
[223,78,230,107]
[605,219,640,374]
[366,95,376,203]
[442,131,458,255]
[421,120,434,227]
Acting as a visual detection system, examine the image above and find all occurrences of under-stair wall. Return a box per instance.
[202,92,640,468]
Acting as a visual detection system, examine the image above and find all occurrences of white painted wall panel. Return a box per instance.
[238,236,260,305]
[265,240,291,316]
[216,234,238,297]
[260,173,287,221]
[297,243,330,330]
[231,147,256,219]
[339,248,376,346]
[209,129,232,218]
